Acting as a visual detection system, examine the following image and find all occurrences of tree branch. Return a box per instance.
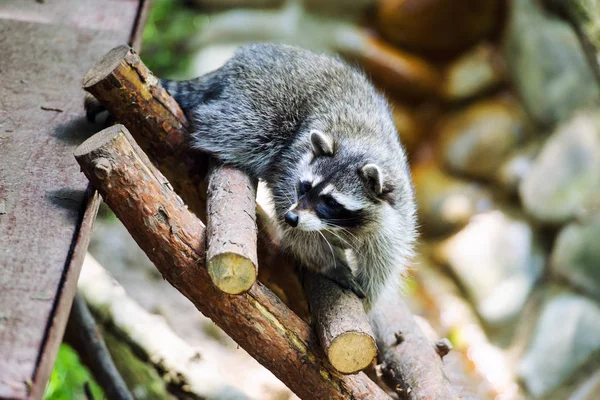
[64,293,133,400]
[369,294,457,399]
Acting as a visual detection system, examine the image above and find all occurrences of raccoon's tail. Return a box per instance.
[159,69,223,111]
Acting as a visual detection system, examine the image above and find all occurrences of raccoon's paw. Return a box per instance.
[321,267,367,299]
[84,93,111,124]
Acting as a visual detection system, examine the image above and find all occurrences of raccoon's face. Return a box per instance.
[284,130,395,233]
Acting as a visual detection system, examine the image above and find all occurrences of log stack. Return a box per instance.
[78,45,461,399]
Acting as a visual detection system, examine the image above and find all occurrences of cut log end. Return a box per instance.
[328,332,378,374]
[208,252,257,294]
[83,45,132,88]
[74,125,123,158]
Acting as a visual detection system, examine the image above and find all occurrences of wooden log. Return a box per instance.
[0,1,147,396]
[82,45,207,218]
[64,294,133,400]
[74,125,391,400]
[206,163,259,294]
[369,293,457,400]
[303,270,377,374]
[81,46,463,392]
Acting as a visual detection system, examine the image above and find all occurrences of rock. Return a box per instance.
[442,44,506,101]
[437,97,526,180]
[504,0,600,129]
[570,370,600,400]
[338,30,442,100]
[434,210,545,324]
[495,140,542,195]
[412,161,493,237]
[518,292,600,398]
[519,113,600,224]
[551,217,600,300]
[376,0,502,54]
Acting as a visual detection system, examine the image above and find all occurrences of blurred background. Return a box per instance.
[46,0,600,399]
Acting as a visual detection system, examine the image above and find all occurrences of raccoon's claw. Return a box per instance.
[84,93,108,123]
[322,269,367,299]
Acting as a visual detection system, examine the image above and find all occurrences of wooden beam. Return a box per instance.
[74,125,391,400]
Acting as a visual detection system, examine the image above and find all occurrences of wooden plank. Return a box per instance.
[0,0,144,396]
[0,0,140,33]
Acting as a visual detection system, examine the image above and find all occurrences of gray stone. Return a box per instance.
[413,161,493,236]
[518,292,600,398]
[442,44,505,101]
[519,113,600,224]
[437,97,526,180]
[495,140,542,195]
[504,0,600,129]
[552,217,600,300]
[570,370,600,400]
[434,210,545,324]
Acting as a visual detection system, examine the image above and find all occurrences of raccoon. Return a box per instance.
[96,43,417,308]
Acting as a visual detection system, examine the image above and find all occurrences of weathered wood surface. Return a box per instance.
[0,1,147,398]
[74,125,391,400]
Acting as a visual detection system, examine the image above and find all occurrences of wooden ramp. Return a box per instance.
[0,1,147,398]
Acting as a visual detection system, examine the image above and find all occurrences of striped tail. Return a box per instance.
[159,70,222,110]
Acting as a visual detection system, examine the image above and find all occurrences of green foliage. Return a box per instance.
[141,0,208,78]
[44,344,104,400]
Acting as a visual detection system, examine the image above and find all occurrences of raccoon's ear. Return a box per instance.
[310,130,334,157]
[360,163,383,195]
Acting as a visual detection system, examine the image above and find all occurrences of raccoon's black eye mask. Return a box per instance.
[316,194,364,229]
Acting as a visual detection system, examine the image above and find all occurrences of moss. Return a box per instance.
[44,344,104,400]
[103,330,175,400]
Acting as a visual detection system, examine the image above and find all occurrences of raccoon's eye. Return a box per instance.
[298,181,312,195]
[322,195,341,209]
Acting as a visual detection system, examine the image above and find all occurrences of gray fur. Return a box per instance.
[161,43,417,308]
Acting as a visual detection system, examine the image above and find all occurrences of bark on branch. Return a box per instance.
[369,294,457,399]
[74,125,390,400]
[206,163,259,294]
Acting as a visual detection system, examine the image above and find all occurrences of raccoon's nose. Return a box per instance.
[284,212,299,227]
